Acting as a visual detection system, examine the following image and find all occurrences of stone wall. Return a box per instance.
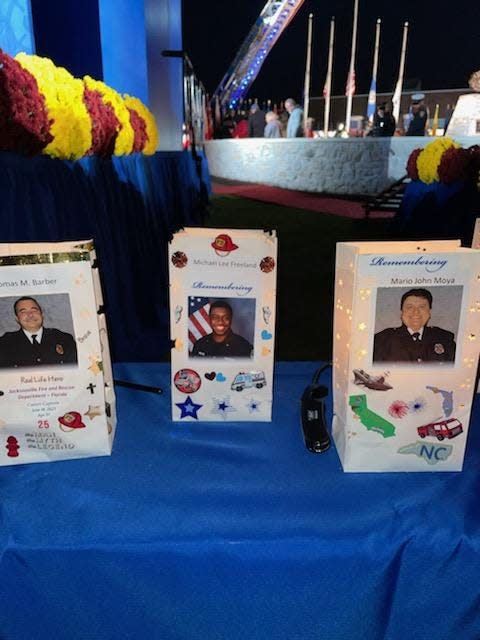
[205,136,480,196]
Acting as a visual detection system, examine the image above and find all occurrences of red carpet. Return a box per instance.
[212,181,394,219]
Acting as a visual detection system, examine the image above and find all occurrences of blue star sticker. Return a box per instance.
[176,395,202,419]
[246,398,261,414]
[211,396,237,420]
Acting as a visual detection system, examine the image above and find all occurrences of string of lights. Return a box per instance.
[214,0,305,109]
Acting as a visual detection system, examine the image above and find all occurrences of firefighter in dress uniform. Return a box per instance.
[373,288,456,363]
[0,296,77,368]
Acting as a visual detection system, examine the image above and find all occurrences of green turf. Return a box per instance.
[205,194,393,360]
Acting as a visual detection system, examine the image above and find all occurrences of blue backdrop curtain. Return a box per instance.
[0,150,210,361]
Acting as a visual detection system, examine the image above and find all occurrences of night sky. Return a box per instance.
[182,0,480,103]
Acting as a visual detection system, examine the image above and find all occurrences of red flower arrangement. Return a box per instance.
[83,88,119,157]
[407,142,480,187]
[466,145,480,182]
[437,147,471,184]
[406,148,422,180]
[127,107,148,153]
[0,49,52,155]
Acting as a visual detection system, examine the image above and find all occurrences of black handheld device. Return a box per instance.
[300,381,331,454]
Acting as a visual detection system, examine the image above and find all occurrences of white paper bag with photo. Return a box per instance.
[169,228,277,422]
[333,240,480,472]
[0,241,116,465]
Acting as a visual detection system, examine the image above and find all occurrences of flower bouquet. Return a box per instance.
[0,49,159,160]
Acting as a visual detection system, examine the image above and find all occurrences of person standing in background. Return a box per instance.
[264,111,281,138]
[248,103,265,137]
[406,93,428,136]
[285,98,304,137]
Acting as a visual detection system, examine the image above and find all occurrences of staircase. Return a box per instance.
[363,175,409,218]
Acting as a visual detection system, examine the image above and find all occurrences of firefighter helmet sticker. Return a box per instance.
[211,234,238,256]
[174,369,202,394]
[58,411,86,431]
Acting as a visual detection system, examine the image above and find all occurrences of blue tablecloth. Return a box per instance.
[0,362,479,639]
[0,150,210,362]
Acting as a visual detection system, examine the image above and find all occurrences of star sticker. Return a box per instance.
[74,274,86,285]
[79,308,93,319]
[88,356,103,375]
[175,395,202,419]
[175,338,184,351]
[84,405,102,420]
[211,396,237,420]
[246,398,261,414]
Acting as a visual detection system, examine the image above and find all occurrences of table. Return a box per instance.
[1,362,479,639]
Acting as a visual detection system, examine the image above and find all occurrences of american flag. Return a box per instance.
[188,297,211,351]
[345,71,356,97]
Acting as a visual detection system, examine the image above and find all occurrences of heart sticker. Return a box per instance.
[204,372,216,381]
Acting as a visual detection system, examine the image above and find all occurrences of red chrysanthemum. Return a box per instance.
[406,148,422,180]
[466,144,480,182]
[437,147,471,184]
[127,107,148,153]
[0,48,53,155]
[83,87,119,157]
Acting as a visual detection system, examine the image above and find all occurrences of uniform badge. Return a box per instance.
[434,343,445,355]
[56,344,65,355]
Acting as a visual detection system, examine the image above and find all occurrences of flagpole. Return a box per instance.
[345,0,359,134]
[323,16,335,137]
[303,13,314,134]
[392,21,409,125]
[431,103,439,136]
[367,18,381,124]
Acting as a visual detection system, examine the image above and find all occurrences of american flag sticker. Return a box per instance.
[188,297,211,352]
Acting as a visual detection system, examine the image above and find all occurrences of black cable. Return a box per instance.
[114,380,163,395]
[312,362,332,385]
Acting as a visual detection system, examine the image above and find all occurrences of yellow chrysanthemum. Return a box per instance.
[123,94,159,155]
[15,53,92,160]
[84,76,134,155]
[417,137,460,184]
